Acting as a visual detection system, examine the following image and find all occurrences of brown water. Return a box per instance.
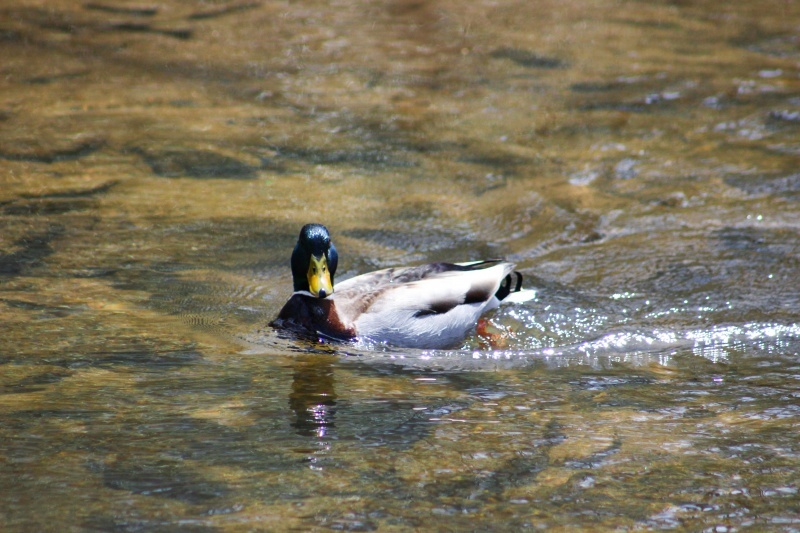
[2,0,800,530]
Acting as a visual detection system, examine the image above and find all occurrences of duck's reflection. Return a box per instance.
[288,355,338,438]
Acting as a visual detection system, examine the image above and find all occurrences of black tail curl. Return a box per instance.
[495,271,523,301]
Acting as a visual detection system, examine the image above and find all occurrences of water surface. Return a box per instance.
[1,0,799,530]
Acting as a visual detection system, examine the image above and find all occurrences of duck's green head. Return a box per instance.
[291,223,338,298]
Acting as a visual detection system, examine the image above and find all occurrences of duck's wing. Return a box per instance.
[332,261,518,348]
[336,260,507,288]
[397,261,515,311]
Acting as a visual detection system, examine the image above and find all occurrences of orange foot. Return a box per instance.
[476,318,512,349]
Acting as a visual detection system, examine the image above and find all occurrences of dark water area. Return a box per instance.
[1,0,800,530]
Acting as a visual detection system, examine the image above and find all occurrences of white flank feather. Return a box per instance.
[350,262,514,349]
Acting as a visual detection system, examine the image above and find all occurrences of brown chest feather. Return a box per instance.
[273,294,356,341]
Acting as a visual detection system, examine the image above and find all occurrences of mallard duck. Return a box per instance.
[271,224,533,349]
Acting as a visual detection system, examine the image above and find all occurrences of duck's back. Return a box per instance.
[333,261,517,349]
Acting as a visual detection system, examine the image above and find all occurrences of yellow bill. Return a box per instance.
[307,254,333,298]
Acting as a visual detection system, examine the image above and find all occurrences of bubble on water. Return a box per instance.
[759,69,783,78]
[614,158,638,180]
[569,169,601,186]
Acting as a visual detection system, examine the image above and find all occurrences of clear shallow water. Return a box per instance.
[2,0,800,530]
